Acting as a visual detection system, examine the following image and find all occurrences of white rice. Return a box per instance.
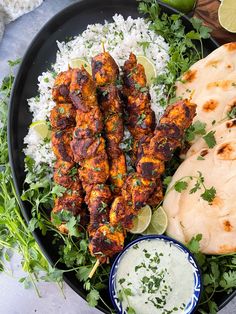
[24,14,169,167]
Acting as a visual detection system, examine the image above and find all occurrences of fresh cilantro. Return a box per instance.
[66,216,79,237]
[40,267,64,283]
[76,265,93,282]
[197,156,205,160]
[86,289,100,307]
[68,167,77,177]
[97,201,108,213]
[119,278,126,285]
[189,172,204,194]
[220,271,236,290]
[138,41,151,53]
[137,113,146,125]
[7,58,21,67]
[174,180,188,192]
[102,90,108,97]
[163,176,172,186]
[190,17,211,56]
[94,167,101,172]
[124,288,133,296]
[138,1,211,103]
[201,186,216,203]
[185,120,207,142]
[187,234,202,253]
[51,184,66,197]
[203,131,216,148]
[134,179,141,187]
[227,107,236,119]
[122,137,133,153]
[127,307,136,314]
[0,60,54,297]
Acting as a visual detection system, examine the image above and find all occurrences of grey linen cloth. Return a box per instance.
[0,0,43,41]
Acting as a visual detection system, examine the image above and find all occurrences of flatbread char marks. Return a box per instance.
[92,52,127,195]
[50,70,84,233]
[69,67,124,262]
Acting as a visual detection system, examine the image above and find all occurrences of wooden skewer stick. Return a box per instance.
[88,259,100,279]
[102,41,106,53]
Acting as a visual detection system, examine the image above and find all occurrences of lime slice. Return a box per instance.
[161,0,196,13]
[142,206,168,235]
[130,205,152,234]
[136,55,157,86]
[69,58,92,74]
[218,0,236,33]
[30,120,51,139]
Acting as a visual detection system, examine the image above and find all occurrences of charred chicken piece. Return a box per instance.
[147,179,164,207]
[50,103,76,130]
[92,52,119,86]
[52,69,72,103]
[122,53,156,153]
[53,160,81,190]
[69,67,112,261]
[85,184,112,236]
[51,69,84,235]
[69,68,97,112]
[51,128,74,162]
[74,107,103,139]
[92,52,127,194]
[89,225,124,262]
[78,152,110,185]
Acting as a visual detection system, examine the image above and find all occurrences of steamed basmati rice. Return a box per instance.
[24,14,169,167]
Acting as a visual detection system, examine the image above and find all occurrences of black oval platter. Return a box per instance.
[8,0,234,313]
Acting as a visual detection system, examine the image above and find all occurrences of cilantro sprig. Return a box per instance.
[138,0,211,104]
[172,172,216,204]
[187,235,236,314]
[0,60,54,296]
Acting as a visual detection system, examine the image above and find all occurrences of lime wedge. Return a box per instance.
[130,205,152,234]
[161,0,196,13]
[137,55,157,86]
[69,58,92,74]
[30,120,51,139]
[142,206,168,235]
[218,0,236,33]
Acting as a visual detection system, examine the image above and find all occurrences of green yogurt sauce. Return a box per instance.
[116,239,195,314]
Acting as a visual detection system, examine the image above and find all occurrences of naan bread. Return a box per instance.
[186,118,236,158]
[176,43,236,135]
[164,122,236,254]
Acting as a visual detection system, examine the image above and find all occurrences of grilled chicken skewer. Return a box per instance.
[69,67,125,262]
[122,53,163,207]
[50,71,84,232]
[92,52,127,195]
[50,55,196,267]
[122,53,156,164]
[90,98,196,259]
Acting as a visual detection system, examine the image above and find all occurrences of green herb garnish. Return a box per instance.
[203,130,216,148]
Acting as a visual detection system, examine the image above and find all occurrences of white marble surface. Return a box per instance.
[0,0,235,313]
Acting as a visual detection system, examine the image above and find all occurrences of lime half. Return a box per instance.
[161,0,196,13]
[137,55,157,86]
[218,0,236,33]
[130,205,152,234]
[69,58,92,74]
[30,120,51,139]
[142,206,168,235]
